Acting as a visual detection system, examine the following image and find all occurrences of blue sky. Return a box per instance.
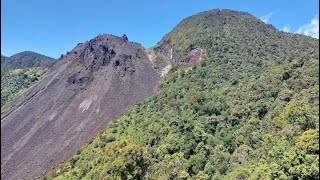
[1,0,319,58]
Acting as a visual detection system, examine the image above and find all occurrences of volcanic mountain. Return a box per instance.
[1,34,159,179]
[1,9,319,180]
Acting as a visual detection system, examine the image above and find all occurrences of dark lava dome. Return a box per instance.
[1,34,160,180]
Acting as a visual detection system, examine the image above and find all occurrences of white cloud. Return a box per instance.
[296,15,319,38]
[282,25,290,32]
[260,12,275,23]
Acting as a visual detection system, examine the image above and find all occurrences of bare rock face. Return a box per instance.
[1,34,160,180]
[147,40,204,76]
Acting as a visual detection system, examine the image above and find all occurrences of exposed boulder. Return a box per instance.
[122,34,128,41]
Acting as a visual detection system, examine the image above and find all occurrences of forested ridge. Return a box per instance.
[1,51,54,109]
[44,9,319,179]
[1,51,55,72]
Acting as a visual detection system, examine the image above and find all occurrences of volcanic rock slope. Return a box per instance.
[1,34,159,180]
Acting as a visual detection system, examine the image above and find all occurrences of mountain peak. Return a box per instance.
[1,51,55,72]
[1,33,160,180]
[185,8,277,29]
[150,9,317,74]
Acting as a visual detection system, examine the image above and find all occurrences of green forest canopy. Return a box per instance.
[43,9,319,180]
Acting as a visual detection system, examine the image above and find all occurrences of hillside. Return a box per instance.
[1,67,48,108]
[1,35,159,180]
[1,52,54,109]
[1,51,55,72]
[1,55,8,64]
[1,55,9,72]
[46,9,319,179]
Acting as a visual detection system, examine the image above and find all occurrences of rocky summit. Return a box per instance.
[1,34,159,180]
